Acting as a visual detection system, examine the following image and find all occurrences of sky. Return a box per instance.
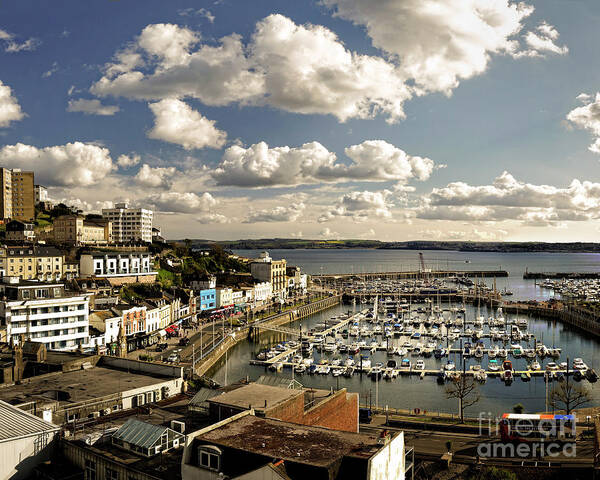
[1,0,600,242]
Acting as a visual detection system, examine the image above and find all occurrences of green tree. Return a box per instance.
[512,403,525,414]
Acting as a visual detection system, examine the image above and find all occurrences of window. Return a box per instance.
[198,446,221,471]
[84,460,96,480]
[105,467,119,480]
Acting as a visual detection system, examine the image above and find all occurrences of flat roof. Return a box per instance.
[208,384,303,411]
[0,366,171,406]
[196,415,386,468]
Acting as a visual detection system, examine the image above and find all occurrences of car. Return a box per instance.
[179,337,190,346]
[167,353,179,363]
[156,343,168,352]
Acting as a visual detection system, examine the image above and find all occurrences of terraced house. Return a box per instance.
[0,245,65,281]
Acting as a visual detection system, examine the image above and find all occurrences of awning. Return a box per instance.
[158,329,167,337]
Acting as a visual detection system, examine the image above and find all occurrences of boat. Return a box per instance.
[332,367,343,377]
[586,369,598,382]
[502,360,513,371]
[308,364,317,375]
[436,370,446,384]
[530,361,541,371]
[444,361,455,371]
[497,348,508,358]
[269,362,283,372]
[383,367,394,380]
[475,370,487,383]
[521,372,531,382]
[488,359,500,372]
[488,345,499,359]
[343,366,354,377]
[474,347,484,359]
[433,347,446,359]
[386,359,397,369]
[370,365,383,379]
[400,358,411,369]
[545,362,559,371]
[295,364,306,374]
[414,360,425,370]
[503,370,513,383]
[573,370,583,382]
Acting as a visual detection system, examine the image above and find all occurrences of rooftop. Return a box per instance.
[0,365,171,406]
[208,383,303,411]
[195,415,387,468]
[0,399,59,442]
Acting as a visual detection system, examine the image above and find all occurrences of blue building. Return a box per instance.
[199,288,216,312]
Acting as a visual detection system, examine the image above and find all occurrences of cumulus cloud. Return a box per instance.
[321,0,564,94]
[567,93,600,154]
[212,140,435,187]
[91,15,410,122]
[67,98,120,116]
[134,164,177,188]
[147,98,227,150]
[319,190,394,223]
[0,80,25,127]
[417,171,600,226]
[117,153,141,168]
[144,191,217,213]
[0,28,40,53]
[0,142,115,186]
[244,203,305,223]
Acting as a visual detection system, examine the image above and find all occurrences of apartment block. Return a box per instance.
[5,220,35,242]
[0,278,90,351]
[34,184,48,203]
[0,245,65,281]
[79,250,156,285]
[0,168,35,221]
[53,214,112,245]
[102,202,153,243]
[250,251,287,297]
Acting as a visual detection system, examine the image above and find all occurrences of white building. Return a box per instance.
[34,184,48,204]
[0,400,60,480]
[216,288,233,308]
[80,251,155,279]
[0,278,90,351]
[253,281,272,305]
[102,202,153,243]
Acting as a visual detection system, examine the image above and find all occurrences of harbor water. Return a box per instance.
[211,249,600,416]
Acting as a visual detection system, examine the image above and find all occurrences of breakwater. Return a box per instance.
[314,269,508,281]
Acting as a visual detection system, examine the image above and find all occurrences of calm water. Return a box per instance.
[215,249,600,416]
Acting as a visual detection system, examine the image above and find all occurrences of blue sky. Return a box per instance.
[1,0,600,241]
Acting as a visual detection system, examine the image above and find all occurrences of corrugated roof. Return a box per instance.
[112,419,168,450]
[255,376,304,390]
[0,400,59,442]
[188,388,220,407]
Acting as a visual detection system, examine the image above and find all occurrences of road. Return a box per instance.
[361,421,595,468]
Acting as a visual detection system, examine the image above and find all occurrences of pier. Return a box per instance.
[313,269,508,282]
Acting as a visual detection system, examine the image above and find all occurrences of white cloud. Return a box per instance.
[212,140,435,187]
[244,203,305,223]
[91,15,410,122]
[319,190,394,222]
[0,80,25,127]
[135,164,177,188]
[417,171,600,226]
[0,28,40,53]
[320,227,339,239]
[147,98,227,150]
[567,93,600,154]
[520,22,568,57]
[196,213,229,224]
[322,0,542,94]
[117,153,141,168]
[67,98,120,116]
[0,142,115,186]
[144,191,217,213]
[178,7,215,23]
[42,62,59,78]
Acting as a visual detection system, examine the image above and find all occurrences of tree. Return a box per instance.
[512,403,525,414]
[446,374,480,423]
[550,381,591,414]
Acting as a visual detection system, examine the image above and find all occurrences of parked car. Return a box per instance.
[156,343,168,352]
[179,337,190,346]
[167,353,179,363]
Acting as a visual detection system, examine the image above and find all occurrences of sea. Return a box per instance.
[208,249,600,416]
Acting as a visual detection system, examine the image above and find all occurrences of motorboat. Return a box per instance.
[414,360,425,370]
[400,358,411,369]
[488,359,500,372]
[294,364,306,374]
[530,361,541,371]
[444,361,456,371]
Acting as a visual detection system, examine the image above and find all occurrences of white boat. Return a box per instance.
[488,345,499,359]
[414,360,425,370]
[530,361,541,371]
[295,364,306,374]
[444,361,456,371]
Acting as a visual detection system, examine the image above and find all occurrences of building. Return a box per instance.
[190,274,216,291]
[252,281,272,305]
[53,214,112,245]
[34,184,48,204]
[182,411,408,480]
[88,309,120,352]
[102,202,153,243]
[0,278,90,351]
[199,288,216,312]
[110,304,147,352]
[215,288,233,308]
[207,383,359,433]
[0,245,65,281]
[5,219,35,242]
[79,250,156,285]
[250,252,287,298]
[0,400,61,480]
[0,168,35,221]
[0,356,185,425]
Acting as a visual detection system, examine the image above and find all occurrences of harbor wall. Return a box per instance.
[503,303,600,337]
[315,269,508,281]
[196,295,341,377]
